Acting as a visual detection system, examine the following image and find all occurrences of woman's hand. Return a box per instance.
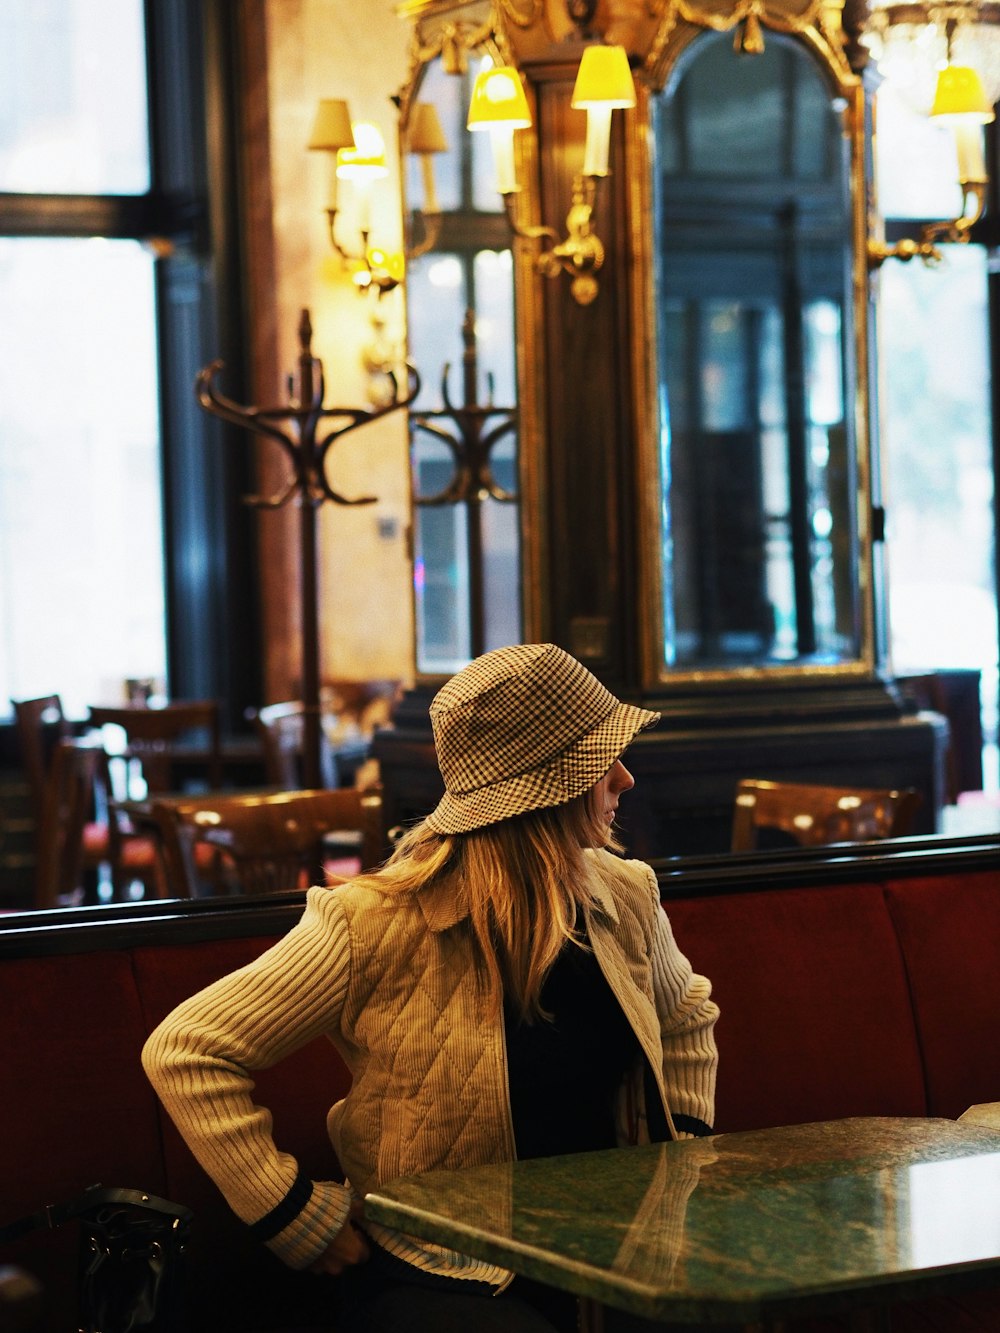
[309,1198,371,1276]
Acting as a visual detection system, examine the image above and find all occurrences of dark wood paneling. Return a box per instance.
[535,78,638,688]
[374,679,947,857]
[151,0,261,730]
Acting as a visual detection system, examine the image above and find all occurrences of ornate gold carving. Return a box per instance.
[398,13,510,128]
[673,0,826,48]
[408,17,495,74]
[497,0,545,27]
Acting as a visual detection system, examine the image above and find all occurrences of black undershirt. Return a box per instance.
[503,930,644,1160]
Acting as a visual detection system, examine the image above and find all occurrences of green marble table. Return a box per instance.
[364,1117,1000,1328]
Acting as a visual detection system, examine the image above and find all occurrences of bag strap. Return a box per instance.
[0,1186,192,1244]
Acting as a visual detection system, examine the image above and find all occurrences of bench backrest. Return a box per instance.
[3,840,998,1330]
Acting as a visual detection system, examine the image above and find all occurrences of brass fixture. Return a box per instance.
[466,47,636,306]
[865,13,995,267]
[308,98,447,294]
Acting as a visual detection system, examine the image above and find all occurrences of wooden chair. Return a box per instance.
[33,739,163,908]
[12,695,78,897]
[150,787,386,897]
[87,700,223,793]
[246,700,341,788]
[12,696,160,905]
[86,699,224,899]
[12,695,70,825]
[730,778,923,852]
[246,701,307,787]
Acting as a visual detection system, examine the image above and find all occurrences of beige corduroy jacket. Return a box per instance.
[142,849,719,1281]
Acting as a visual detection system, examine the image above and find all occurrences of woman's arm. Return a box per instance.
[142,885,356,1269]
[646,870,719,1135]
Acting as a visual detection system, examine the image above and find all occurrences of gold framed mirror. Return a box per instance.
[642,26,872,679]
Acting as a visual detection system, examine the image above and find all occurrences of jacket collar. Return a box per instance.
[417,880,468,932]
[588,872,620,923]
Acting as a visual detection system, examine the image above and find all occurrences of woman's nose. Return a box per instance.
[613,760,635,793]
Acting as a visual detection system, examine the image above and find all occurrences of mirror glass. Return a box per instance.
[653,31,860,671]
[402,55,522,676]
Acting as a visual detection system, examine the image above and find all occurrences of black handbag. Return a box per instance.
[0,1184,192,1333]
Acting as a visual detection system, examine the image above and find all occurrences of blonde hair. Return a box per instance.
[366,791,622,1022]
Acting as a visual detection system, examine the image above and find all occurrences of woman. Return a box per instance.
[143,643,719,1332]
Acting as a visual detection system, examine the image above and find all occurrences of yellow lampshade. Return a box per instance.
[308,99,355,152]
[367,246,406,284]
[930,65,995,123]
[409,103,448,155]
[571,45,636,110]
[466,67,532,131]
[336,122,390,180]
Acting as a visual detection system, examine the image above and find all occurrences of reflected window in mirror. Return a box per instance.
[652,32,860,671]
[404,56,521,675]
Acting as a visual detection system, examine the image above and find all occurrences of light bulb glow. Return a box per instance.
[337,122,389,180]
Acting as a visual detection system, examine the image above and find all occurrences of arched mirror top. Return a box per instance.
[653,28,853,209]
[640,0,863,100]
[396,0,508,132]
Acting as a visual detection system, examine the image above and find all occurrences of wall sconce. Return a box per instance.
[865,7,996,269]
[869,59,993,266]
[406,102,448,260]
[309,98,447,295]
[466,46,636,306]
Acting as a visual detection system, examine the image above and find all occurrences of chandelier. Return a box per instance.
[863,0,1000,111]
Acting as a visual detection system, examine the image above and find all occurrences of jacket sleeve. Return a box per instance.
[644,865,719,1136]
[141,885,354,1269]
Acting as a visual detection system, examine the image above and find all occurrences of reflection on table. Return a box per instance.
[365,1117,1000,1329]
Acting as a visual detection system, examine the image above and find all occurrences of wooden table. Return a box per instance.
[364,1117,1000,1330]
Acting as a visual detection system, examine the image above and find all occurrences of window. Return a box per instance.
[0,237,164,716]
[0,2,259,728]
[875,85,999,790]
[0,3,164,717]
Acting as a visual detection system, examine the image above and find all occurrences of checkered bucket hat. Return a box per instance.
[425,643,660,835]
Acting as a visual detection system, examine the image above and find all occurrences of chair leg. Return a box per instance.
[577,1297,605,1333]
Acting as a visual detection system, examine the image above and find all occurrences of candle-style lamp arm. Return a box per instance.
[405,209,443,262]
[867,181,987,266]
[502,175,605,306]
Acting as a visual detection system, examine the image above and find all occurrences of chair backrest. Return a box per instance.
[731,778,923,852]
[247,700,345,789]
[12,695,71,824]
[151,787,386,897]
[246,701,307,788]
[34,739,119,909]
[87,700,223,792]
